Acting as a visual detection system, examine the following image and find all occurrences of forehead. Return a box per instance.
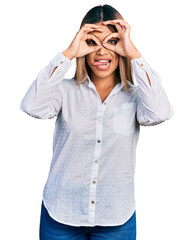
[89,22,115,41]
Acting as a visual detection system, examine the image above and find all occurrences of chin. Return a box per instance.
[92,70,113,78]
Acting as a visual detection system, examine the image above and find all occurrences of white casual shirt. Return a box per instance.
[20,52,174,227]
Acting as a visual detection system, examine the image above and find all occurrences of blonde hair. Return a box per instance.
[73,4,134,93]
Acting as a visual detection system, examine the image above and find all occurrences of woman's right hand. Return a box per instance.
[62,24,104,60]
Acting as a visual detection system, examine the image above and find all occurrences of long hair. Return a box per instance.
[73,4,134,93]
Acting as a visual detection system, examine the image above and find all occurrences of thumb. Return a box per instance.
[89,45,102,53]
[94,45,102,51]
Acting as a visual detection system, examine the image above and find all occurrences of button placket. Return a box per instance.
[88,102,106,225]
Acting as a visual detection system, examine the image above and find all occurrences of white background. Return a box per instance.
[1,0,194,239]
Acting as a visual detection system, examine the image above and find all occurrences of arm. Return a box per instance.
[49,50,74,77]
[131,56,174,126]
[20,52,73,119]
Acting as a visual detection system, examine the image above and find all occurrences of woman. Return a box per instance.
[20,4,174,240]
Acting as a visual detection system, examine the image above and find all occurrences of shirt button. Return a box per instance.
[93,180,96,184]
[140,63,144,66]
[95,160,98,163]
[104,102,107,105]
[91,200,95,204]
[60,61,63,64]
[97,140,101,143]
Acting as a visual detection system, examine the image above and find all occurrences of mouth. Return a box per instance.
[92,59,112,70]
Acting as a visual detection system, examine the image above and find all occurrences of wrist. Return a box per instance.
[127,51,142,60]
[62,49,74,61]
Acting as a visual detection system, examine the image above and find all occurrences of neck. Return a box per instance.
[90,72,121,90]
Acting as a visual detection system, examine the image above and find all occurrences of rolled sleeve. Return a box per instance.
[131,56,174,126]
[49,52,74,73]
[20,52,73,119]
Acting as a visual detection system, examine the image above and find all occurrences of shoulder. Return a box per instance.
[61,78,77,89]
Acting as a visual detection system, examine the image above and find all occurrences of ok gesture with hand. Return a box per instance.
[101,19,142,60]
[63,24,104,60]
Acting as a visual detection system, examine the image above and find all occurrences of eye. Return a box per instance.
[86,40,96,45]
[108,39,118,44]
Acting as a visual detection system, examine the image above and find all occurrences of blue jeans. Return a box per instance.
[39,200,136,240]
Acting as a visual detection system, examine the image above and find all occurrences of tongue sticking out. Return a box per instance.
[93,60,111,66]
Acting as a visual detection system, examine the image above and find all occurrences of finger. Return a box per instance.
[102,19,126,24]
[79,27,104,38]
[103,20,130,30]
[90,45,102,53]
[87,28,105,34]
[116,21,130,31]
[102,32,119,44]
[103,20,128,29]
[81,24,103,31]
[81,27,104,34]
[106,22,129,35]
[114,23,122,33]
[102,43,116,52]
[103,21,123,33]
[82,24,102,31]
[83,23,102,28]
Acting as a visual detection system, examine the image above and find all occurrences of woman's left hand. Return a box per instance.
[102,19,142,60]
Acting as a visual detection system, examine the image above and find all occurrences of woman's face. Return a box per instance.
[85,22,119,80]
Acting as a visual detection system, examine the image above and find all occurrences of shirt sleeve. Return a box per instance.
[20,52,74,119]
[131,56,174,126]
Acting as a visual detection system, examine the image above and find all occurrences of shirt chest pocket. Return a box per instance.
[113,102,137,137]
